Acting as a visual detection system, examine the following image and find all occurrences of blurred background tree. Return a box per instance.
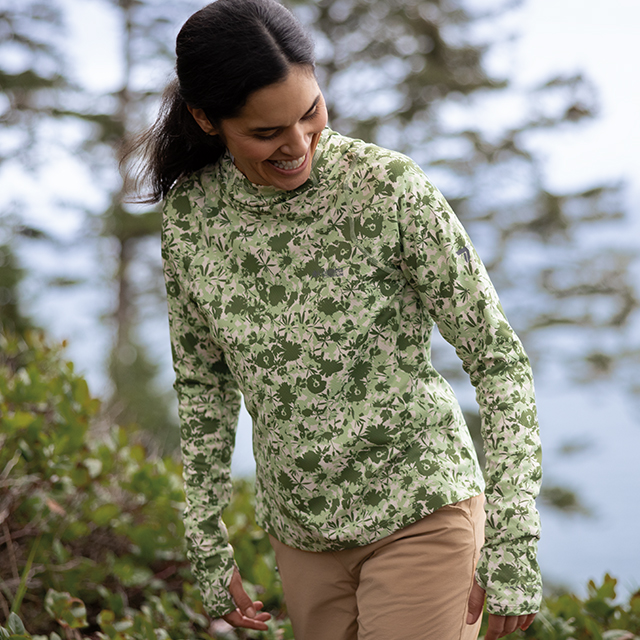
[0,0,65,336]
[1,0,202,452]
[1,0,638,503]
[295,0,638,390]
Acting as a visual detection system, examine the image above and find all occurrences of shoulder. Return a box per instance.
[161,167,219,266]
[319,130,441,220]
[322,129,436,201]
[163,169,211,223]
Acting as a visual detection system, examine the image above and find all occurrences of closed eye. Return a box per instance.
[301,104,319,121]
[252,95,322,141]
[254,129,281,141]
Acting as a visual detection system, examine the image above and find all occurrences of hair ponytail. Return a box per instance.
[123,0,316,203]
[121,79,225,204]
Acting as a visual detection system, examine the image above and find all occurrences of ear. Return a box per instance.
[187,105,217,135]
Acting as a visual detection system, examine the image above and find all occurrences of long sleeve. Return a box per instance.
[162,190,242,618]
[396,167,543,616]
[159,131,542,618]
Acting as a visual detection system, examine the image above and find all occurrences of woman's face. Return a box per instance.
[191,65,328,191]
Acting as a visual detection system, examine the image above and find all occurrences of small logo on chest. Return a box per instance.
[312,268,344,279]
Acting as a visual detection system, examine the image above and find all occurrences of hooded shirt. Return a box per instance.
[162,128,542,618]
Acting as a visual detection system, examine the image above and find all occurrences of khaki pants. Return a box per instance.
[269,494,485,640]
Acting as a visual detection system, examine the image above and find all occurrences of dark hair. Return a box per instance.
[123,0,315,203]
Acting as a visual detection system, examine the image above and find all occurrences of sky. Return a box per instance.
[486,0,640,594]
[486,0,639,202]
[6,0,640,599]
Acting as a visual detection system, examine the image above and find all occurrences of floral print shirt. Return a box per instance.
[162,128,542,618]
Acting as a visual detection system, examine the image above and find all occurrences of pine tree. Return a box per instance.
[290,0,638,397]
[290,0,638,513]
[0,0,201,452]
[0,0,68,334]
[3,0,638,469]
[60,0,202,452]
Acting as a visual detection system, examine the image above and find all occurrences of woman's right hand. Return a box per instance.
[222,568,272,630]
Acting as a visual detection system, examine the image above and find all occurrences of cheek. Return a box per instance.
[229,138,275,163]
[312,118,327,145]
[309,115,328,149]
[250,142,276,160]
[243,146,268,162]
[313,103,329,133]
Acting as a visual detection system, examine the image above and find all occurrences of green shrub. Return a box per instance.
[1,331,639,640]
[0,331,289,639]
[518,574,640,640]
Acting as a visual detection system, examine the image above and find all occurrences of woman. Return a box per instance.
[129,1,542,638]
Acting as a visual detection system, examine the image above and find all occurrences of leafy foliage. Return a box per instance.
[517,575,640,640]
[2,333,639,639]
[0,331,288,638]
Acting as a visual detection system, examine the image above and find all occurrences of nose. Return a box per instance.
[279,124,311,158]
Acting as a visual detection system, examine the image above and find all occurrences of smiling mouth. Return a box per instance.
[269,154,307,171]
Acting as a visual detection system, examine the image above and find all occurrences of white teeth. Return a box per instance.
[271,155,306,170]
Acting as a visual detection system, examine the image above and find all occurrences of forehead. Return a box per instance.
[230,66,321,128]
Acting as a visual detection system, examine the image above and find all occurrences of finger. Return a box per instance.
[246,599,269,615]
[248,603,271,622]
[223,609,271,630]
[500,615,520,636]
[466,579,486,625]
[228,569,258,619]
[484,614,506,640]
[521,612,537,630]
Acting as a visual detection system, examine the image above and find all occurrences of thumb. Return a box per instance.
[466,578,486,625]
[229,568,256,618]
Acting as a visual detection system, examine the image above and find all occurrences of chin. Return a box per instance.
[264,151,314,190]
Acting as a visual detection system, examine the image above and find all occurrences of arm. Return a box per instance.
[396,167,542,619]
[162,192,269,628]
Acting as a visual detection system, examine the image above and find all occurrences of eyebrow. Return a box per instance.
[249,94,321,133]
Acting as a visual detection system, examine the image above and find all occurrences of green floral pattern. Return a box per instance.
[162,129,542,618]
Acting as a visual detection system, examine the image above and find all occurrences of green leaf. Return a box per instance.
[7,614,26,635]
[62,520,90,540]
[97,610,115,626]
[72,378,90,407]
[91,503,120,527]
[4,411,35,432]
[44,590,88,629]
[69,466,91,488]
[129,444,146,463]
[11,535,41,616]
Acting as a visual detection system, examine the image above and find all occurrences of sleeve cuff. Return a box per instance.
[475,537,543,616]
[197,562,238,618]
